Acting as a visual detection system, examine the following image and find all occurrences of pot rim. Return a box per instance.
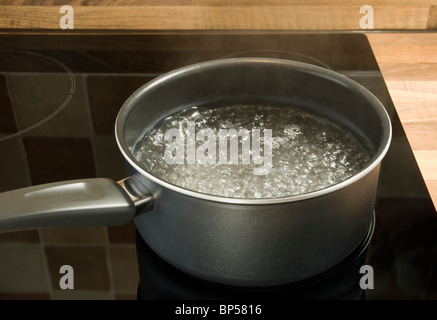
[115,58,392,204]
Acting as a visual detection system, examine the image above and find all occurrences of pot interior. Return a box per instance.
[116,58,391,196]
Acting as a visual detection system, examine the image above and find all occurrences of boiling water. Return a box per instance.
[134,104,371,199]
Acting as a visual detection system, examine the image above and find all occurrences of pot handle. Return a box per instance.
[0,177,154,233]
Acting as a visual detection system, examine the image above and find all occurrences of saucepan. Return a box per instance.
[0,58,391,287]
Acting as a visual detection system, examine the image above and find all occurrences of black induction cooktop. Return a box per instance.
[0,32,436,300]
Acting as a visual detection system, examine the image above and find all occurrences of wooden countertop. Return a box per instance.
[0,1,436,30]
[367,32,437,210]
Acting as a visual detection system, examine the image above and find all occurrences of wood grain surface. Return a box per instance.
[0,1,436,30]
[367,33,437,210]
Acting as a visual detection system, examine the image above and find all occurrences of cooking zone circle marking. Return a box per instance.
[0,50,76,142]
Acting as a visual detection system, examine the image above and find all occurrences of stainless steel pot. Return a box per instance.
[0,58,392,287]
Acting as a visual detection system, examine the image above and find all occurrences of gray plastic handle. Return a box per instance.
[0,178,151,233]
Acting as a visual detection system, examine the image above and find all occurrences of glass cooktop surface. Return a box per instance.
[0,32,436,300]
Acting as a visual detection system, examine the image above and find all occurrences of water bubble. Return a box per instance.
[134,104,370,199]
